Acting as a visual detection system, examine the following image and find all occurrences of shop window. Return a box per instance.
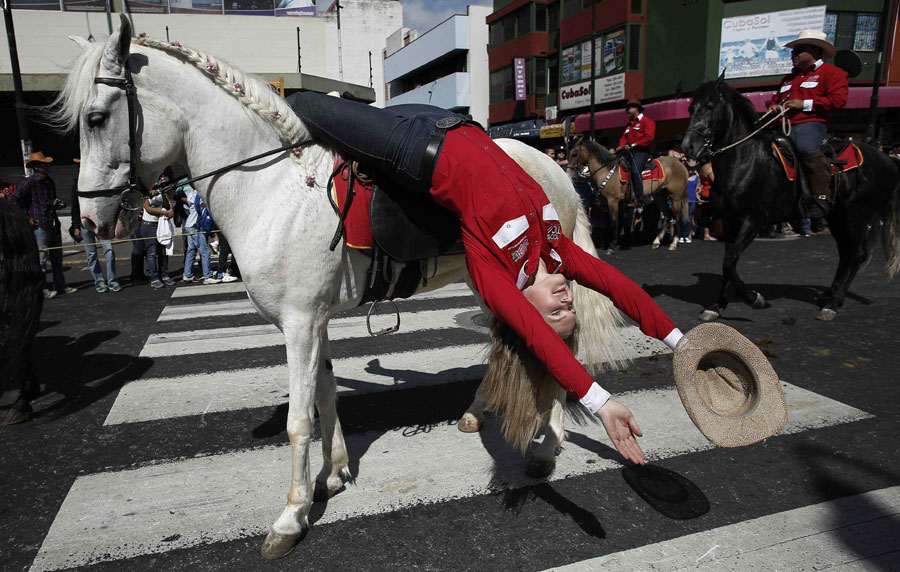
[536,5,547,32]
[562,0,579,19]
[516,6,531,37]
[490,22,503,48]
[548,3,560,30]
[826,11,880,53]
[490,67,514,103]
[628,24,641,71]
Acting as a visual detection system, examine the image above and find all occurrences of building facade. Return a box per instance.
[383,5,490,127]
[0,0,400,166]
[487,0,900,147]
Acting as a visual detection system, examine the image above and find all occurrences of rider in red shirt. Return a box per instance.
[769,30,848,217]
[616,99,656,204]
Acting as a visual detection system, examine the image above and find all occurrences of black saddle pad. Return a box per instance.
[369,186,461,262]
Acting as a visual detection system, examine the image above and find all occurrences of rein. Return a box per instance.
[689,105,791,162]
[80,57,308,210]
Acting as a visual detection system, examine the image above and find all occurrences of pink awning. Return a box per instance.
[573,86,900,133]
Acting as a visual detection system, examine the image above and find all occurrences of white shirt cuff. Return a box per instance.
[803,99,813,112]
[663,328,684,350]
[579,382,611,414]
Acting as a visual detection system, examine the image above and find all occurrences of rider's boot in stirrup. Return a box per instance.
[800,150,831,218]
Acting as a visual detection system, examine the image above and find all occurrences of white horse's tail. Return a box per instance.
[571,202,629,374]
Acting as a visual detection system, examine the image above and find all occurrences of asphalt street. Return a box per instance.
[1,232,899,571]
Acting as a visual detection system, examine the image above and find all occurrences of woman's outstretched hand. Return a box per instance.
[597,400,646,465]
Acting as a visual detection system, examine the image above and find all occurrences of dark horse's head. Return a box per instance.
[682,70,760,166]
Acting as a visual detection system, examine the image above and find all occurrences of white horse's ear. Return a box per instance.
[101,13,133,75]
[327,91,341,98]
[69,35,92,50]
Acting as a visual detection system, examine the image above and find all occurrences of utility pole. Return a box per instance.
[105,0,113,34]
[3,0,32,176]
[336,1,343,81]
[296,26,301,73]
[368,50,372,88]
[589,4,596,139]
[865,0,894,143]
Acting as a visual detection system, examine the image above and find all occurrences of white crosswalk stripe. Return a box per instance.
[28,282,881,571]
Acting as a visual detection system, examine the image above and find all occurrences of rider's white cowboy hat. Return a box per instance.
[783,29,836,59]
[673,323,788,448]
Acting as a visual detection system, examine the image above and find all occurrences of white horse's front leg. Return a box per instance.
[262,317,323,560]
[314,331,350,500]
[525,388,566,478]
[459,275,491,433]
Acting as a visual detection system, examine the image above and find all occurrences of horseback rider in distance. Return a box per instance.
[769,29,848,218]
[615,99,656,205]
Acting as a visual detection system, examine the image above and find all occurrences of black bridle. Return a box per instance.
[78,58,307,211]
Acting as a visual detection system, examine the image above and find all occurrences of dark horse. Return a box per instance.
[682,74,900,322]
[0,198,44,424]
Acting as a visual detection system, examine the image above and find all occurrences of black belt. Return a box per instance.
[420,116,480,189]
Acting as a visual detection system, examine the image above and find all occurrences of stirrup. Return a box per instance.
[366,298,400,336]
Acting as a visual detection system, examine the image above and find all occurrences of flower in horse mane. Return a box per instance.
[138,32,147,38]
[306,176,316,187]
[171,41,182,48]
[270,111,282,121]
[205,61,217,72]
[293,147,304,157]
[233,82,245,95]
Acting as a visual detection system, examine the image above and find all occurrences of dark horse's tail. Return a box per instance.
[883,157,900,279]
[0,199,44,422]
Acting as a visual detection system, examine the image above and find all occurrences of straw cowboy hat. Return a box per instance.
[25,151,53,167]
[673,323,788,448]
[783,29,836,59]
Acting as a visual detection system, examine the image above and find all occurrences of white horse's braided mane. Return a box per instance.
[132,35,314,166]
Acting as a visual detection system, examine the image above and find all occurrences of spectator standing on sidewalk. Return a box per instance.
[69,160,120,292]
[142,170,176,290]
[176,182,219,284]
[10,152,77,299]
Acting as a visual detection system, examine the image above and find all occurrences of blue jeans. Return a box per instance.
[183,224,213,279]
[789,121,827,155]
[630,151,650,201]
[680,202,696,239]
[141,220,167,281]
[34,226,66,292]
[83,228,116,285]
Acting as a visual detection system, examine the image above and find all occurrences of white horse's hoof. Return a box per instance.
[457,413,482,433]
[751,292,766,309]
[261,530,301,560]
[699,309,720,322]
[605,248,615,256]
[668,242,677,251]
[817,308,837,321]
[525,456,555,479]
[651,242,660,250]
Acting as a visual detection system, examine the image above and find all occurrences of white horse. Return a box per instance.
[61,16,628,559]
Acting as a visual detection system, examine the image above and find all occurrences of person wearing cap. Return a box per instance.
[10,152,77,299]
[616,99,656,205]
[769,29,848,218]
[287,92,684,463]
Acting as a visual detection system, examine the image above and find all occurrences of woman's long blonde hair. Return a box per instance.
[480,318,578,453]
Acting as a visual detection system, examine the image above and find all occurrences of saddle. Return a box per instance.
[771,137,864,181]
[618,158,666,183]
[329,156,462,304]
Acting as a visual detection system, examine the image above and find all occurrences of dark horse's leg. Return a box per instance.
[4,343,39,425]
[605,197,620,255]
[700,216,764,321]
[815,208,870,321]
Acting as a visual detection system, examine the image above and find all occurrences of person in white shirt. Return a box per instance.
[176,180,219,285]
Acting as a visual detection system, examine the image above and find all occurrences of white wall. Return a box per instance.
[466,4,490,127]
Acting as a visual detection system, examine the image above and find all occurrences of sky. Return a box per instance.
[401,0,492,34]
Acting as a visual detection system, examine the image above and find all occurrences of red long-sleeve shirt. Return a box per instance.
[618,113,656,148]
[770,60,848,124]
[430,127,677,407]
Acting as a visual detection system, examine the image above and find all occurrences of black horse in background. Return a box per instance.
[0,198,44,424]
[682,74,900,322]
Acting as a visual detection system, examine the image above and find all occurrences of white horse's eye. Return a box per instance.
[86,111,107,129]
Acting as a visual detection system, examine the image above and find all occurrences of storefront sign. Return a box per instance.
[514,58,526,101]
[170,0,224,14]
[719,5,826,79]
[540,125,567,139]
[558,73,625,111]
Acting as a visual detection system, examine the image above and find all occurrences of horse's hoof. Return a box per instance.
[313,481,345,502]
[261,530,301,560]
[751,292,766,309]
[817,308,838,322]
[651,242,660,250]
[668,242,677,251]
[4,408,31,425]
[524,457,555,479]
[605,248,615,256]
[699,309,720,322]
[457,413,482,433]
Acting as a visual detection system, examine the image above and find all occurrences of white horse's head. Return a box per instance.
[62,15,184,238]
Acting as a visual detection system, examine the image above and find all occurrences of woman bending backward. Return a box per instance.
[287,93,684,464]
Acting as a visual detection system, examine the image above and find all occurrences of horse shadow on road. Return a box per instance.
[3,328,154,423]
[642,272,872,312]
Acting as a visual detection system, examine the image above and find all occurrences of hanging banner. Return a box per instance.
[224,0,274,16]
[719,5,826,79]
[514,57,526,101]
[275,0,314,17]
[169,0,223,14]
